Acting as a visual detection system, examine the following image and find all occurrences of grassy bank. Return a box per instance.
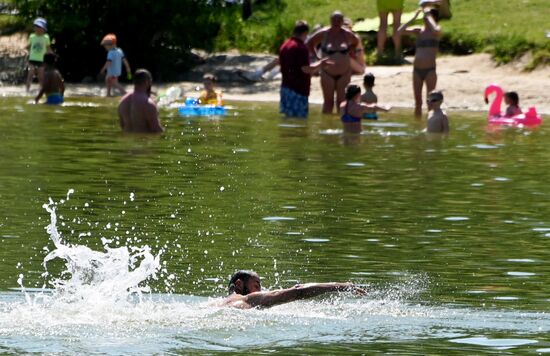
[216,0,549,69]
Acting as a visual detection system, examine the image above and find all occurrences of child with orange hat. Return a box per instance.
[99,33,132,97]
[26,18,52,92]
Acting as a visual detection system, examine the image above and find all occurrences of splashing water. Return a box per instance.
[0,196,549,354]
[23,197,163,306]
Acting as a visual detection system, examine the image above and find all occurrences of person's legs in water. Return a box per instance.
[391,9,403,60]
[413,70,424,118]
[26,64,38,92]
[335,71,352,113]
[376,11,389,57]
[320,71,336,114]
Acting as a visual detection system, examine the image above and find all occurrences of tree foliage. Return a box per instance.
[14,0,231,81]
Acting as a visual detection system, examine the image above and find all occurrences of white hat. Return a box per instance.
[33,18,47,31]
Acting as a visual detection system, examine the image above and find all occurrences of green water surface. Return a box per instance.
[0,97,548,354]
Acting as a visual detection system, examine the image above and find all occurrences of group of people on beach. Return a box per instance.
[26,0,524,137]
[278,1,448,134]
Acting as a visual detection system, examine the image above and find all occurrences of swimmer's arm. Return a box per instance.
[245,282,365,308]
[360,103,390,112]
[34,86,45,103]
[441,115,449,133]
[123,58,131,76]
[305,30,324,57]
[302,57,332,74]
[57,71,65,95]
[423,9,441,34]
[398,9,422,34]
[145,103,164,133]
[100,60,111,74]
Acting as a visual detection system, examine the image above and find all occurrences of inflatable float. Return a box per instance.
[484,84,542,127]
[178,98,227,117]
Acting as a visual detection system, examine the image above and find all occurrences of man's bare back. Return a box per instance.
[117,69,163,134]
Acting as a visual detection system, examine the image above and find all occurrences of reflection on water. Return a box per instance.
[0,98,549,354]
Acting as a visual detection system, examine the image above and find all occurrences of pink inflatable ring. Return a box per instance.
[484,84,542,127]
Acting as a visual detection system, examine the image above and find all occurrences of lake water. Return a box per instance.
[0,97,549,354]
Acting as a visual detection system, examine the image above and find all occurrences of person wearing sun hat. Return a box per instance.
[99,33,132,97]
[26,17,52,92]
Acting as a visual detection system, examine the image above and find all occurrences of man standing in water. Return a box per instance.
[118,69,164,133]
[219,270,366,309]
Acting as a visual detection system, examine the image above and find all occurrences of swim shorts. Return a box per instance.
[28,60,43,67]
[280,86,308,118]
[377,0,404,12]
[46,93,64,105]
[363,112,379,120]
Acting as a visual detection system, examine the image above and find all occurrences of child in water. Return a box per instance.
[360,73,382,120]
[504,91,522,117]
[426,90,449,133]
[99,34,132,97]
[26,18,52,92]
[340,84,389,133]
[35,53,64,104]
[199,73,223,106]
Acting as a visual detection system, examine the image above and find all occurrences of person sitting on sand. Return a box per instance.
[118,69,164,134]
[398,7,441,118]
[218,270,366,309]
[426,90,449,133]
[341,84,390,133]
[504,91,522,117]
[306,11,360,114]
[198,73,223,106]
[35,53,64,105]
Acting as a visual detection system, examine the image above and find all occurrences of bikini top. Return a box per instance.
[416,38,439,48]
[341,101,361,123]
[321,30,350,55]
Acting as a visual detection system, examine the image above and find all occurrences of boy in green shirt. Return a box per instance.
[26,18,52,92]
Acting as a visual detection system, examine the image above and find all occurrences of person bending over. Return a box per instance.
[118,69,164,134]
[219,270,366,309]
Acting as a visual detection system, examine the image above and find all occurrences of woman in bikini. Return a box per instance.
[398,7,441,117]
[307,11,360,114]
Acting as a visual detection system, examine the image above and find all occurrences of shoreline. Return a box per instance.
[1,53,549,115]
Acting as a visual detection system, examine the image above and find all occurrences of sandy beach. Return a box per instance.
[1,31,549,114]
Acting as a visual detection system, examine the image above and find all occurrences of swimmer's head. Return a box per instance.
[134,69,153,95]
[228,270,261,295]
[43,53,56,68]
[427,90,444,108]
[345,84,361,101]
[504,91,519,106]
[203,73,217,90]
[293,20,309,38]
[330,11,344,27]
[363,73,375,88]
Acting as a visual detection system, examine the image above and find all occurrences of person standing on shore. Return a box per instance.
[99,33,132,97]
[118,69,163,134]
[398,7,441,117]
[376,0,404,62]
[279,20,323,118]
[26,18,52,92]
[306,11,360,114]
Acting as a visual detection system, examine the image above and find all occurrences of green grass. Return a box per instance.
[217,0,550,68]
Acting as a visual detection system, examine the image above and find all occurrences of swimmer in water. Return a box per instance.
[35,53,64,105]
[198,73,223,106]
[218,270,366,309]
[341,84,390,133]
[118,69,164,133]
[504,91,522,117]
[426,90,449,133]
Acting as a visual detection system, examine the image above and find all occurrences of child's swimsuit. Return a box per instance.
[46,93,64,105]
[341,101,361,123]
[363,112,378,120]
